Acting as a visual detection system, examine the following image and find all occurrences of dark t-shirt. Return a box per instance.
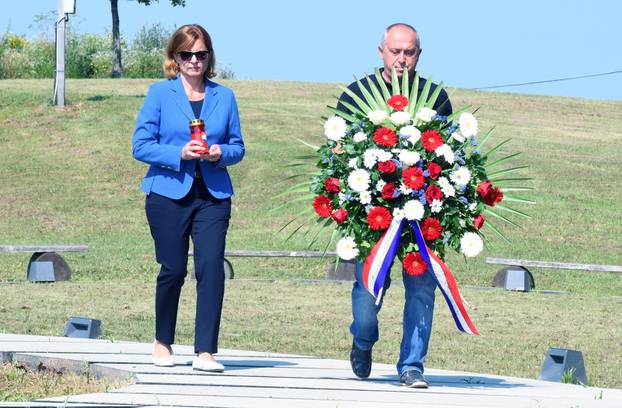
[336,69,452,118]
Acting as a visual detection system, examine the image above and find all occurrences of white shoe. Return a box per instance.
[152,341,175,367]
[192,357,224,372]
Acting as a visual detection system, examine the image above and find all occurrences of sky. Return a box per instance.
[3,0,622,100]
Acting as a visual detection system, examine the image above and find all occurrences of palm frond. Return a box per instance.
[483,138,511,159]
[327,106,357,122]
[484,208,521,228]
[365,72,389,108]
[487,165,529,177]
[476,126,496,150]
[494,204,532,219]
[374,68,392,100]
[339,86,372,113]
[502,195,536,204]
[484,221,511,243]
[485,152,521,168]
[353,76,380,110]
[391,68,400,95]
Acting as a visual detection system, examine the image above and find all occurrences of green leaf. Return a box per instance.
[502,195,536,204]
[353,75,380,110]
[339,85,372,113]
[494,204,532,219]
[499,187,533,192]
[327,106,357,122]
[391,68,400,95]
[487,165,529,177]
[446,105,472,122]
[408,71,420,113]
[425,80,444,110]
[401,67,409,97]
[475,126,495,150]
[491,176,535,184]
[483,138,511,159]
[486,151,521,168]
[270,194,315,212]
[413,75,433,117]
[296,139,320,151]
[484,208,521,228]
[484,220,511,243]
[374,68,391,100]
[365,72,389,108]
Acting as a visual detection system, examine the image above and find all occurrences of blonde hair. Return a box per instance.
[163,24,216,79]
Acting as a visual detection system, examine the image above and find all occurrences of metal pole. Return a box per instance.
[55,0,66,107]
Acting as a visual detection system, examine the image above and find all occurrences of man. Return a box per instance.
[336,23,452,389]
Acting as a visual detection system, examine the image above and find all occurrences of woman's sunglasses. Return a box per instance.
[177,50,209,62]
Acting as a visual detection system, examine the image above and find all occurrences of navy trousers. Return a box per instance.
[145,178,231,354]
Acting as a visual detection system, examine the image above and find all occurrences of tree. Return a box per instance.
[110,0,185,78]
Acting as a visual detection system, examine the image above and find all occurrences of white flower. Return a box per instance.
[398,149,420,166]
[324,116,347,142]
[376,150,393,162]
[348,169,371,192]
[348,158,358,168]
[438,177,455,197]
[469,202,478,211]
[403,200,424,221]
[451,132,465,143]
[392,207,406,221]
[338,192,346,205]
[400,125,421,145]
[430,199,443,213]
[353,132,367,143]
[367,110,388,125]
[435,144,455,164]
[399,183,413,195]
[450,166,471,186]
[376,179,386,191]
[337,236,359,261]
[415,107,436,122]
[459,112,478,138]
[358,190,372,205]
[363,150,378,169]
[459,220,466,228]
[390,111,412,126]
[460,232,483,257]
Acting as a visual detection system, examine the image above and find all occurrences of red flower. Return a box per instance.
[313,195,333,217]
[403,252,428,276]
[425,185,443,203]
[476,180,492,197]
[421,217,442,241]
[421,130,444,152]
[427,162,442,180]
[402,167,425,190]
[324,177,340,194]
[381,182,396,200]
[367,206,392,230]
[378,160,396,174]
[477,181,504,206]
[473,214,485,230]
[331,208,348,224]
[373,127,398,147]
[387,95,409,111]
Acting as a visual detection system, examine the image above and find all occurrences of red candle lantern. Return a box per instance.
[189,119,209,154]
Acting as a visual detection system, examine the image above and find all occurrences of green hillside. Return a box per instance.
[0,79,621,389]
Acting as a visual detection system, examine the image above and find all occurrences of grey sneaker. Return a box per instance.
[400,369,429,388]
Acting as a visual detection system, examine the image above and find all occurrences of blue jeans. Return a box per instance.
[350,261,436,375]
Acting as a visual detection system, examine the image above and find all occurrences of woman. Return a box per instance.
[132,24,245,372]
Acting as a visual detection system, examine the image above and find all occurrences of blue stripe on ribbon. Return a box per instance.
[373,219,405,295]
[409,221,466,333]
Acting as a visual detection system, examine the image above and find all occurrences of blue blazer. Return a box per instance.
[132,76,245,200]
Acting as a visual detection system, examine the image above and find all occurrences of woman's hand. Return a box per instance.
[201,144,222,162]
[181,140,205,160]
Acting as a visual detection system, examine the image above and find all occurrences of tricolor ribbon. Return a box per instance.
[362,218,404,305]
[361,218,479,335]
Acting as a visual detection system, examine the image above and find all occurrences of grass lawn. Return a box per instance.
[0,79,621,394]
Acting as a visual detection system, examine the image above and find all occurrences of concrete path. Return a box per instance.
[1,333,621,407]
